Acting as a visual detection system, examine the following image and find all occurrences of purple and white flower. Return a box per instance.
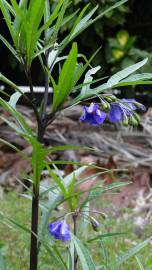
[48,220,71,242]
[80,103,106,126]
[80,99,145,126]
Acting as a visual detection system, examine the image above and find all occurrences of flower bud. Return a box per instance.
[100,100,110,111]
[90,217,100,232]
[133,112,141,122]
[104,95,117,102]
[105,97,113,102]
[129,115,138,126]
[133,101,146,111]
[122,113,129,126]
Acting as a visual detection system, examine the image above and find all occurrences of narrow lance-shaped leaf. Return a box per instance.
[0,249,6,270]
[81,66,101,96]
[71,58,152,104]
[38,0,65,43]
[52,42,78,111]
[114,72,152,87]
[69,4,97,40]
[0,97,33,135]
[25,0,44,68]
[50,0,69,43]
[135,256,145,270]
[11,0,26,40]
[71,234,96,270]
[39,167,86,240]
[0,34,20,61]
[0,0,16,45]
[107,58,148,87]
[61,0,128,50]
[117,237,152,266]
[46,164,67,196]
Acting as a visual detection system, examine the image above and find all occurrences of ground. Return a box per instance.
[0,191,151,270]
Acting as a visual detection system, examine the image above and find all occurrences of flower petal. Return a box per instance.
[109,104,124,123]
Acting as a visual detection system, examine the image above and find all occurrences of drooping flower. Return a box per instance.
[109,99,145,123]
[80,99,145,126]
[48,220,71,242]
[80,103,106,126]
[121,98,146,111]
[109,103,125,123]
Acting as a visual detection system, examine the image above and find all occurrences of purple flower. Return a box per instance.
[121,98,146,111]
[48,220,71,242]
[109,103,125,123]
[80,103,106,126]
[109,99,145,123]
[121,98,137,110]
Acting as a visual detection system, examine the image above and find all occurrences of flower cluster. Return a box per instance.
[48,220,71,242]
[80,99,145,126]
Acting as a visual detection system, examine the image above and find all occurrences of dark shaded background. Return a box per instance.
[0,0,152,105]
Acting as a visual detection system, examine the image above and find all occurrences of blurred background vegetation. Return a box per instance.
[1,0,152,105]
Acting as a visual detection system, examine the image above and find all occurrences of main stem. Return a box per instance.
[29,45,50,269]
[28,66,46,270]
[73,213,78,270]
[42,51,49,120]
[29,126,44,270]
[29,187,39,270]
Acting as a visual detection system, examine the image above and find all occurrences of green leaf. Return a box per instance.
[88,232,127,243]
[0,138,29,161]
[72,47,102,92]
[11,0,26,41]
[38,0,65,43]
[0,212,67,269]
[39,167,86,240]
[41,242,68,270]
[117,237,152,266]
[8,92,22,108]
[46,145,81,154]
[0,248,6,270]
[70,5,97,40]
[0,211,30,234]
[0,98,32,135]
[114,73,152,87]
[72,58,152,104]
[0,97,33,135]
[107,58,148,87]
[94,0,128,23]
[71,234,96,270]
[81,66,101,96]
[0,0,16,45]
[0,34,20,61]
[30,138,46,191]
[52,42,78,111]
[61,0,128,50]
[135,256,145,270]
[79,203,90,236]
[81,182,130,208]
[50,0,69,44]
[146,255,152,269]
[25,0,44,68]
[68,241,75,270]
[0,73,28,99]
[46,164,67,195]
